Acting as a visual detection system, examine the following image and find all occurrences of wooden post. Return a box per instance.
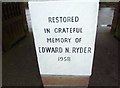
[111,2,120,33]
[114,2,120,40]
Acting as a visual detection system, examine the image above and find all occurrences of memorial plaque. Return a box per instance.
[29,0,99,77]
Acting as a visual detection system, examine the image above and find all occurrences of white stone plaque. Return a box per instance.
[29,0,99,76]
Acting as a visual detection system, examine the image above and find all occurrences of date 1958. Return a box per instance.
[58,57,71,62]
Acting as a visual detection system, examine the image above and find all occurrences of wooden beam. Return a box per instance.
[41,75,90,87]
